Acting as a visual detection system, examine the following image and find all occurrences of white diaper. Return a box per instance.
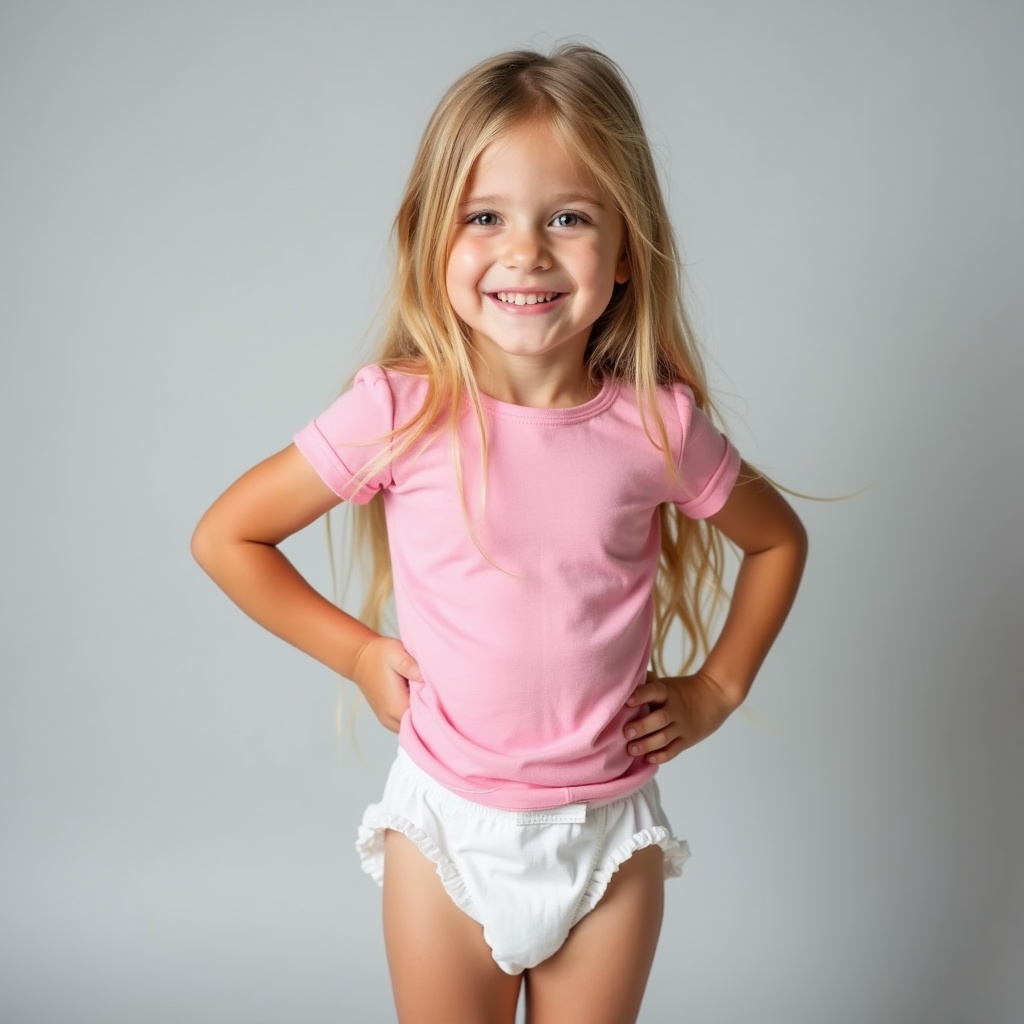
[356,750,689,975]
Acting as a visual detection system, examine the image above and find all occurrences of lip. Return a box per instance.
[485,291,568,315]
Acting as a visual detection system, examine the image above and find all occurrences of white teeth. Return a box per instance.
[496,291,559,305]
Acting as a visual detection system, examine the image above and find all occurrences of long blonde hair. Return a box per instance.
[348,45,729,675]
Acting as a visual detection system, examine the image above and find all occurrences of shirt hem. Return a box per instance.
[398,740,659,811]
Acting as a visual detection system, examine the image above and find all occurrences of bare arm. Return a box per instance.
[191,444,420,730]
[698,463,808,704]
[624,461,808,762]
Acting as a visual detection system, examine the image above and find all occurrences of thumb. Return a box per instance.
[397,651,423,682]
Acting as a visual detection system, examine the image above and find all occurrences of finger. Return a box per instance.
[625,679,666,707]
[624,705,672,741]
[627,726,674,758]
[397,653,422,682]
[645,737,686,765]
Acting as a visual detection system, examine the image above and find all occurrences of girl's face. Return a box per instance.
[446,122,629,388]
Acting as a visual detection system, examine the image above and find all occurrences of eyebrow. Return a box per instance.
[458,192,606,209]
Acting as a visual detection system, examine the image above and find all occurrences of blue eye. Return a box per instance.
[552,212,585,228]
[469,212,499,226]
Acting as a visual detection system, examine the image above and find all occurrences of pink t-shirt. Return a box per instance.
[295,365,740,809]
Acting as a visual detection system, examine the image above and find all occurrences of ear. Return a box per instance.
[615,245,631,285]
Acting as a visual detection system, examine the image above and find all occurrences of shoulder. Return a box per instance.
[608,377,701,443]
[653,380,725,453]
[659,380,700,431]
[358,363,431,420]
[330,363,433,431]
[609,376,739,498]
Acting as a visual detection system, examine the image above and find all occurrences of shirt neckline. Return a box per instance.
[475,377,620,425]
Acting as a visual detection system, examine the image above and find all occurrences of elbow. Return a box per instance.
[190,513,219,575]
[789,512,809,576]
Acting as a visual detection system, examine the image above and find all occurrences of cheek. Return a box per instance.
[446,249,483,318]
[447,240,488,287]
[580,243,621,292]
[444,255,461,301]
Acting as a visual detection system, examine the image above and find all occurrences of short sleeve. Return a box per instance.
[293,365,395,503]
[669,383,741,519]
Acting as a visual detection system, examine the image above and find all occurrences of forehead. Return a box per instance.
[463,121,603,197]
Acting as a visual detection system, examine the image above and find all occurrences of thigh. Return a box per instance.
[524,844,665,1024]
[382,829,523,1024]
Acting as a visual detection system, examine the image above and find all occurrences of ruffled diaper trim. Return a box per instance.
[357,810,480,922]
[359,811,689,938]
[573,825,689,928]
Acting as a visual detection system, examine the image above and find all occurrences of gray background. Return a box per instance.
[3,1,1022,1022]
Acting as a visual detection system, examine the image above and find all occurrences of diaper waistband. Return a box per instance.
[392,749,608,825]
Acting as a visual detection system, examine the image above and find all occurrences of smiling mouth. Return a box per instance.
[492,291,563,306]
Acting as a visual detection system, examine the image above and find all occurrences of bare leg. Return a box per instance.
[524,844,665,1024]
[382,829,523,1024]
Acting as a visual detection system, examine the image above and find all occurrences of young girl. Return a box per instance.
[193,45,806,1024]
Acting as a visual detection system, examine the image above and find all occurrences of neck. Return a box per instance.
[472,360,598,408]
[468,339,597,409]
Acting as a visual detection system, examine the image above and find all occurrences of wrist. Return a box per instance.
[345,628,383,684]
[694,664,749,712]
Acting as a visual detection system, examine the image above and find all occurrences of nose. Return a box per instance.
[501,224,551,271]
